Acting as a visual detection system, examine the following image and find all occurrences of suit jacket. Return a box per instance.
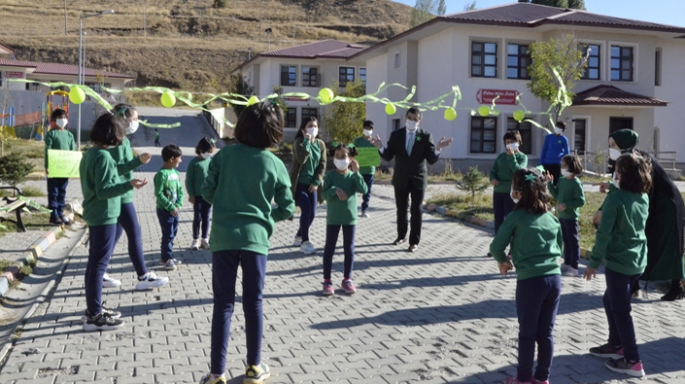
[380,127,440,190]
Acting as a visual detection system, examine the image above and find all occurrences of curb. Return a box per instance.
[0,226,63,297]
[424,203,592,259]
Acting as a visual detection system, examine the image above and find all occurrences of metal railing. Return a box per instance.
[574,149,679,174]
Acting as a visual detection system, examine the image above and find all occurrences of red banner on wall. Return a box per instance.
[2,71,26,79]
[476,89,519,105]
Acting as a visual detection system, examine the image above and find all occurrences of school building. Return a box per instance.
[352,2,685,174]
[233,39,367,140]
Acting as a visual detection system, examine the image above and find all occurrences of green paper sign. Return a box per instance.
[48,149,82,178]
[355,147,381,168]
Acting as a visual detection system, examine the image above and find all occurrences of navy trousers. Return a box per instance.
[295,183,317,242]
[604,268,642,362]
[361,173,374,212]
[493,191,516,234]
[47,177,69,219]
[559,218,580,269]
[156,209,179,262]
[323,225,356,280]
[192,196,212,240]
[115,202,148,277]
[85,224,117,316]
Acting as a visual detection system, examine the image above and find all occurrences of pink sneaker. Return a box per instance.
[605,358,645,377]
[532,378,549,384]
[504,378,532,384]
[341,279,357,294]
[322,281,334,296]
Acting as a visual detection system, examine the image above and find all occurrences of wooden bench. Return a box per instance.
[0,187,27,232]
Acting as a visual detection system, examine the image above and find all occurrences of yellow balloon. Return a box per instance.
[478,106,490,117]
[319,88,334,104]
[161,91,176,108]
[385,103,396,115]
[69,86,86,105]
[444,108,457,121]
[247,95,260,106]
[513,110,526,122]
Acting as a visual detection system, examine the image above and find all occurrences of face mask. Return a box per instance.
[363,129,373,137]
[609,148,621,161]
[507,142,520,152]
[55,118,68,128]
[561,169,572,177]
[613,173,621,190]
[554,127,563,135]
[510,188,520,204]
[126,121,139,135]
[334,158,350,171]
[406,120,418,132]
[306,127,318,137]
[200,152,212,159]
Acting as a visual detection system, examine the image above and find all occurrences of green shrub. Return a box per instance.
[0,153,34,186]
[213,0,227,8]
[20,186,45,197]
[455,166,490,200]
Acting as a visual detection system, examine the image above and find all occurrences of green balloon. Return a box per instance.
[513,110,525,122]
[69,86,86,105]
[161,91,176,108]
[478,106,490,117]
[444,108,457,121]
[385,103,397,115]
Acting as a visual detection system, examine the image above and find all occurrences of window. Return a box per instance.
[359,68,366,87]
[285,108,297,128]
[280,66,297,86]
[471,42,497,78]
[507,44,531,80]
[302,67,319,87]
[609,117,633,134]
[392,119,401,132]
[85,82,111,95]
[302,108,319,123]
[655,49,662,86]
[581,44,600,80]
[507,118,532,154]
[470,117,497,153]
[611,46,633,81]
[394,52,401,68]
[574,119,587,153]
[339,67,355,87]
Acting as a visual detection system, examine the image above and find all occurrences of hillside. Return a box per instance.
[0,0,411,94]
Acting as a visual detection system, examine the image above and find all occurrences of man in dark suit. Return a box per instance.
[372,108,453,252]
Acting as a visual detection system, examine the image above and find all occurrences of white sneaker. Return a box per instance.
[200,238,210,249]
[293,235,302,247]
[135,272,169,290]
[563,267,579,277]
[361,211,369,218]
[190,239,200,250]
[300,241,316,255]
[102,273,121,288]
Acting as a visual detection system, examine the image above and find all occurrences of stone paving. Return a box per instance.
[0,231,46,265]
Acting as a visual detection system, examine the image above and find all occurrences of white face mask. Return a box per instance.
[554,127,563,135]
[613,172,621,190]
[200,152,212,159]
[126,121,139,135]
[334,158,350,171]
[406,120,419,132]
[561,169,572,177]
[55,118,68,128]
[363,129,373,137]
[510,188,520,204]
[507,142,520,152]
[609,148,621,161]
[306,127,318,137]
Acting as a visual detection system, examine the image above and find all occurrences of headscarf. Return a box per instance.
[609,129,639,153]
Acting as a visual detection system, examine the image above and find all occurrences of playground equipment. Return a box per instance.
[0,106,17,140]
[38,90,70,139]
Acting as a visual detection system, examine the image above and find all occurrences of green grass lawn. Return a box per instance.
[0,211,51,235]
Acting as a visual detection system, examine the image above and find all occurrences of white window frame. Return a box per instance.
[337,65,356,88]
[504,40,534,80]
[577,39,604,82]
[469,38,502,80]
[572,115,592,154]
[301,66,321,88]
[655,48,662,87]
[280,64,299,87]
[393,51,401,68]
[284,106,298,129]
[609,41,639,84]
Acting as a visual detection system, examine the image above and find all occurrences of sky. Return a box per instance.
[393,0,685,28]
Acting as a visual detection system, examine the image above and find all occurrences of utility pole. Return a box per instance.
[144,0,147,37]
[64,0,67,35]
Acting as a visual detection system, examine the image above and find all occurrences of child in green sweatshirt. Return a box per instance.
[321,144,368,296]
[546,155,585,277]
[489,130,528,235]
[80,112,147,332]
[154,144,184,271]
[584,154,651,378]
[200,102,295,384]
[186,137,216,250]
[45,108,76,226]
[490,167,562,384]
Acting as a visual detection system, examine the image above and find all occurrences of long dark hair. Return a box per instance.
[615,153,652,194]
[295,116,318,140]
[512,167,551,214]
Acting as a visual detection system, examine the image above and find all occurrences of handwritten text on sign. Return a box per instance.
[476,89,519,105]
[48,149,82,178]
[354,147,381,168]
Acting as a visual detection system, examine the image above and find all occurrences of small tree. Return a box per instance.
[463,1,477,11]
[0,152,34,187]
[517,0,585,9]
[227,74,254,119]
[455,166,490,200]
[437,0,447,15]
[212,0,227,8]
[323,80,366,145]
[271,85,289,111]
[527,34,588,126]
[410,0,437,27]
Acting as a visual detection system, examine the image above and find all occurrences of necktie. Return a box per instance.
[407,132,415,155]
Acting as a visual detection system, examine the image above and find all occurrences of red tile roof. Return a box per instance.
[443,3,685,34]
[0,58,135,79]
[260,40,366,59]
[572,85,668,107]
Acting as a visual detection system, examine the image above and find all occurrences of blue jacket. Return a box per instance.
[540,134,570,165]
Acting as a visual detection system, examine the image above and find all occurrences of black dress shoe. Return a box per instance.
[393,238,406,245]
[49,216,63,226]
[407,244,418,252]
[661,281,684,301]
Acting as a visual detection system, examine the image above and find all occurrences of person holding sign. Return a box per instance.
[372,108,453,252]
[353,120,377,218]
[80,113,148,331]
[45,108,75,226]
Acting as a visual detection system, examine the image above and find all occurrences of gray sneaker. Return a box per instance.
[164,259,182,271]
